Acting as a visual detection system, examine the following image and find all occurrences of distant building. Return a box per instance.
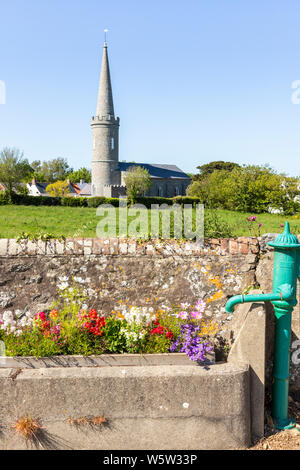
[27,178,81,197]
[91,43,191,198]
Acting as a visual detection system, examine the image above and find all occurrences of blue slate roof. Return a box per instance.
[118,163,190,180]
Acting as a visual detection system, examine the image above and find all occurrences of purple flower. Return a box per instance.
[170,323,213,362]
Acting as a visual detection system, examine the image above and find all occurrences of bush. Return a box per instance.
[187,164,300,214]
[61,197,88,207]
[172,196,203,207]
[0,191,9,205]
[87,197,120,208]
[10,193,61,206]
[135,196,173,208]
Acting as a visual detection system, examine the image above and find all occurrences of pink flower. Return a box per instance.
[176,311,188,320]
[190,311,203,320]
[195,300,206,313]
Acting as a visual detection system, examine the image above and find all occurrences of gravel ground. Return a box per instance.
[250,394,300,450]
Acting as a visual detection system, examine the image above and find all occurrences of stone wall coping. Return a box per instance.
[0,235,290,257]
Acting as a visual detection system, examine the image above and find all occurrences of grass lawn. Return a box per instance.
[0,205,299,239]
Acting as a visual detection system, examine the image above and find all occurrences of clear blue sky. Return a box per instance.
[1,0,300,176]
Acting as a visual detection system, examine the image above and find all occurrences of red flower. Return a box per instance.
[35,312,46,322]
[83,310,105,336]
[150,322,174,340]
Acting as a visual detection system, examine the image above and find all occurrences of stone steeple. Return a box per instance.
[96,43,115,118]
[91,42,120,196]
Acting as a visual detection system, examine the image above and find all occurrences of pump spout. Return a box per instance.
[225,284,294,314]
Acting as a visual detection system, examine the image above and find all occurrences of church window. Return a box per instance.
[111,137,115,150]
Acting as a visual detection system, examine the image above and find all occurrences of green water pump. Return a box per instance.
[226,222,300,430]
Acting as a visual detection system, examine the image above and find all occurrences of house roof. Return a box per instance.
[0,182,26,192]
[28,181,80,195]
[80,183,92,196]
[118,163,191,180]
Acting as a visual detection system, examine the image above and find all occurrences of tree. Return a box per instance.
[124,166,152,204]
[31,158,73,182]
[194,161,240,181]
[46,181,70,197]
[0,147,32,199]
[187,164,300,214]
[68,167,91,184]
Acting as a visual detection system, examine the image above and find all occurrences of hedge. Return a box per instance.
[0,192,203,208]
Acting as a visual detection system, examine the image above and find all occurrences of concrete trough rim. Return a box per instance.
[0,352,216,369]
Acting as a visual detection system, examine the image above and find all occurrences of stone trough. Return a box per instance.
[0,354,250,450]
[0,296,265,452]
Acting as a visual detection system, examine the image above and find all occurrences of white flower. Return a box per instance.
[161,304,171,312]
[58,276,69,282]
[19,317,29,327]
[81,304,88,311]
[181,303,190,309]
[74,276,84,284]
[58,282,69,290]
[3,311,13,322]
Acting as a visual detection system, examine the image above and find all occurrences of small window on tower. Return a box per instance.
[111,137,115,150]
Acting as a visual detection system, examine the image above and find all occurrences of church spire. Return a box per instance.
[96,42,115,118]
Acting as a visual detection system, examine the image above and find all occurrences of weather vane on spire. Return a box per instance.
[104,29,109,44]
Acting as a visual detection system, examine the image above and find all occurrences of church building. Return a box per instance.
[91,42,191,198]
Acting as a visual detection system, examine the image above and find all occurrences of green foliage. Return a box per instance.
[67,167,91,184]
[31,158,72,183]
[0,147,33,199]
[17,185,29,196]
[87,197,120,208]
[143,334,173,354]
[135,196,173,208]
[204,210,234,238]
[64,329,106,356]
[16,232,65,243]
[3,329,62,357]
[124,166,153,204]
[10,193,61,206]
[188,163,300,214]
[195,161,240,180]
[102,317,127,353]
[0,191,10,205]
[61,196,88,207]
[51,284,87,336]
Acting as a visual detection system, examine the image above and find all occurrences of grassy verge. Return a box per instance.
[0,205,299,239]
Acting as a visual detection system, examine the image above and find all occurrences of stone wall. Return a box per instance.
[0,237,260,328]
[0,235,299,393]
